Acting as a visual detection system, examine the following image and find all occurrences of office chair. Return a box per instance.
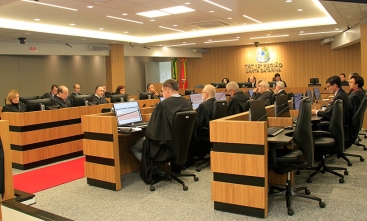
[337,97,367,165]
[150,111,199,191]
[101,108,112,113]
[194,84,204,89]
[306,99,348,183]
[308,78,321,87]
[196,100,228,172]
[268,98,325,216]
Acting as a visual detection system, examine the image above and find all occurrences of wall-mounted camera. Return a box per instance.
[254,42,259,47]
[18,37,26,44]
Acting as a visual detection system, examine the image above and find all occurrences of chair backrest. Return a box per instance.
[292,97,314,167]
[329,99,345,153]
[213,100,228,120]
[166,111,197,165]
[351,96,367,141]
[101,108,112,113]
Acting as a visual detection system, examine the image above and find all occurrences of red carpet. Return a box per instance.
[13,157,85,193]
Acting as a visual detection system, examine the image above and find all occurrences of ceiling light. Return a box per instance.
[70,23,76,26]
[87,6,94,9]
[122,13,128,16]
[192,29,196,31]
[107,16,144,24]
[21,0,78,11]
[124,31,128,33]
[297,9,303,12]
[99,28,104,30]
[150,19,155,22]
[173,24,178,26]
[335,28,339,30]
[243,15,262,24]
[165,43,196,47]
[159,44,163,46]
[136,10,170,18]
[266,34,271,36]
[286,0,292,2]
[34,18,41,21]
[209,11,214,13]
[160,6,195,14]
[300,31,304,33]
[249,35,289,39]
[159,26,185,32]
[203,0,232,11]
[185,2,190,4]
[236,37,240,38]
[299,30,341,35]
[227,17,232,20]
[183,42,186,43]
[204,39,239,43]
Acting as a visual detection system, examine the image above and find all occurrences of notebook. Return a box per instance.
[189,93,203,109]
[113,101,147,128]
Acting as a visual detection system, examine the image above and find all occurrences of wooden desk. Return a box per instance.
[210,106,293,218]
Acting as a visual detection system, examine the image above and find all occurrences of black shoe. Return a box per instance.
[154,168,166,177]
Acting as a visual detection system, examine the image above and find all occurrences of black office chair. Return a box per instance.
[101,108,112,113]
[195,100,228,172]
[308,78,321,87]
[194,84,204,89]
[150,111,199,191]
[306,99,348,183]
[268,98,325,216]
[338,97,367,165]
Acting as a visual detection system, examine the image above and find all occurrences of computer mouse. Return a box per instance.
[284,126,293,130]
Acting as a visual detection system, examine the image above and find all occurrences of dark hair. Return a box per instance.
[162,79,179,91]
[95,85,103,91]
[115,85,126,94]
[51,84,58,90]
[351,75,364,88]
[146,83,153,90]
[326,76,341,88]
[274,73,280,78]
[340,73,346,77]
[221,78,230,84]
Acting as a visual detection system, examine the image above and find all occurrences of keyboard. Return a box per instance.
[267,127,284,137]
[121,122,148,128]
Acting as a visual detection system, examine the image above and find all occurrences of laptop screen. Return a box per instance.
[159,97,164,102]
[248,89,254,97]
[113,101,142,126]
[190,94,202,109]
[215,92,226,101]
[313,88,320,100]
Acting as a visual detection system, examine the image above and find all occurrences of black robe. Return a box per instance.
[141,96,192,183]
[41,92,55,99]
[93,95,108,104]
[256,91,273,106]
[52,96,73,108]
[349,90,365,116]
[1,102,26,112]
[227,90,249,116]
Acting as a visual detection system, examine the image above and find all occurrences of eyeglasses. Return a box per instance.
[349,81,355,84]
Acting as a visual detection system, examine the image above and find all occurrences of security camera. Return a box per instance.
[254,42,259,47]
[18,37,26,44]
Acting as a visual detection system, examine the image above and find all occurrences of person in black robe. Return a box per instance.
[41,84,58,99]
[256,81,273,106]
[2,89,26,112]
[130,79,192,183]
[93,85,108,104]
[185,84,216,167]
[52,86,73,108]
[348,74,365,116]
[226,81,249,116]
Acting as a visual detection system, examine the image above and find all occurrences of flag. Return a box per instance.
[180,58,187,89]
[171,58,177,80]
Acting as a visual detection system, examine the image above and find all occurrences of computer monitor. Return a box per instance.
[110,94,129,103]
[248,89,254,97]
[268,81,277,88]
[293,93,303,110]
[215,92,226,101]
[248,99,268,122]
[210,82,226,88]
[237,82,252,88]
[24,98,53,112]
[189,93,202,109]
[139,92,154,100]
[185,89,195,95]
[313,88,320,101]
[306,90,313,102]
[73,94,94,106]
[274,95,290,117]
[19,95,40,103]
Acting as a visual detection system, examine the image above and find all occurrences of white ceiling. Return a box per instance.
[0,0,366,48]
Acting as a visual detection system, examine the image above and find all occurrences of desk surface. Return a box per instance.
[267,129,293,144]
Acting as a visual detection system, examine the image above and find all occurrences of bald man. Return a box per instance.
[226,81,249,116]
[53,86,73,108]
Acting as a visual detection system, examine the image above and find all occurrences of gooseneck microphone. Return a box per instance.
[315,87,327,103]
[216,90,227,101]
[257,103,288,121]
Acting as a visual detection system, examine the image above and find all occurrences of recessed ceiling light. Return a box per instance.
[266,34,271,36]
[150,19,155,22]
[236,37,240,38]
[87,5,94,9]
[122,13,128,16]
[22,0,78,11]
[185,2,190,4]
[243,14,262,24]
[208,39,212,41]
[183,42,186,43]
[99,28,104,30]
[209,11,214,13]
[203,0,232,11]
[299,30,342,35]
[192,29,196,31]
[137,10,170,18]
[249,35,289,39]
[300,31,304,33]
[286,0,292,2]
[165,43,196,47]
[124,31,128,33]
[159,44,163,46]
[204,39,239,43]
[159,26,185,32]
[34,18,41,21]
[70,23,76,26]
[227,17,232,20]
[160,6,195,14]
[297,9,303,12]
[107,15,144,24]
[173,24,178,26]
[335,28,339,30]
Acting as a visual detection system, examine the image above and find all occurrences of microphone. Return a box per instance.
[257,103,288,121]
[275,99,300,117]
[216,90,227,101]
[142,104,146,108]
[315,87,327,103]
[215,85,219,88]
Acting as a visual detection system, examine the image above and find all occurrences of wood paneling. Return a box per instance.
[85,162,117,183]
[83,139,115,159]
[186,40,360,88]
[360,23,367,129]
[106,44,125,93]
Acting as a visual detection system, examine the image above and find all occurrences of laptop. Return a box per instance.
[189,94,203,109]
[113,101,148,128]
[215,92,226,101]
[248,89,254,97]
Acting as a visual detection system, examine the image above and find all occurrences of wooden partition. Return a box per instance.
[82,113,144,191]
[209,105,293,218]
[0,104,112,170]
